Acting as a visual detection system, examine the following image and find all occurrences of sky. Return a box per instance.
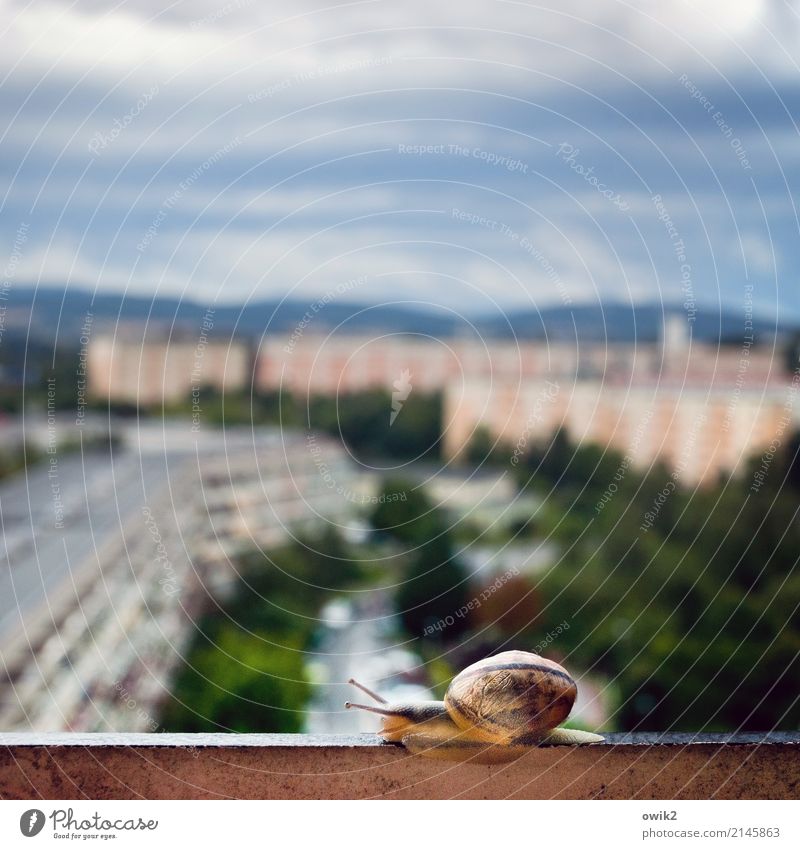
[2,0,800,323]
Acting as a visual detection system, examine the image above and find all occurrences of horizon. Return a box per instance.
[7,281,800,328]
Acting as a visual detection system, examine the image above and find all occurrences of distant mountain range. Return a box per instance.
[3,285,795,349]
[477,302,792,344]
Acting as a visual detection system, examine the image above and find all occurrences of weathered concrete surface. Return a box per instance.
[1,733,798,800]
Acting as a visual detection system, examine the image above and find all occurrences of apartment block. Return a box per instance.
[88,333,254,405]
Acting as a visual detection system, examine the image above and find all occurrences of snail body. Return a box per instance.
[346,650,603,763]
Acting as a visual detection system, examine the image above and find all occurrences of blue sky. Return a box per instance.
[2,0,799,322]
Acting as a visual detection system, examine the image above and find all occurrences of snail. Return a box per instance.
[345,650,603,763]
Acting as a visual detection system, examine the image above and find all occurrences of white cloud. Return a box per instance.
[3,0,798,95]
[2,0,799,315]
[741,232,777,275]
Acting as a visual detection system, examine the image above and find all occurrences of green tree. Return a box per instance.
[161,630,310,732]
[515,426,800,733]
[371,479,471,641]
[160,529,365,732]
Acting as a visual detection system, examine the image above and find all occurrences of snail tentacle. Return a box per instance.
[347,678,388,704]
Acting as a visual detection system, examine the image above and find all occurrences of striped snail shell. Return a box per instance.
[444,650,578,744]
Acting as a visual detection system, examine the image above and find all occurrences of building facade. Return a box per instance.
[0,424,359,732]
[88,333,253,405]
[87,325,798,485]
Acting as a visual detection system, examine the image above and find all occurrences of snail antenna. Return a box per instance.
[345,701,397,716]
[348,678,387,704]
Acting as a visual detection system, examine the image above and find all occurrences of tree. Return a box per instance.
[160,529,363,732]
[371,478,472,641]
[396,537,472,641]
[161,630,310,732]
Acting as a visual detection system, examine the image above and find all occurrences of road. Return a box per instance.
[304,590,433,733]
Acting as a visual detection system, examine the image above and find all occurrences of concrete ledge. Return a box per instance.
[1,733,798,800]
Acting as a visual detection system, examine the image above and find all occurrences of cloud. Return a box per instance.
[4,0,799,113]
[1,0,799,320]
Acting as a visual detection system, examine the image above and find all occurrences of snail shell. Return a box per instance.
[444,650,577,743]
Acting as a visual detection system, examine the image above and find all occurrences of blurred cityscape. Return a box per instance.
[90,312,797,484]
[1,295,798,736]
